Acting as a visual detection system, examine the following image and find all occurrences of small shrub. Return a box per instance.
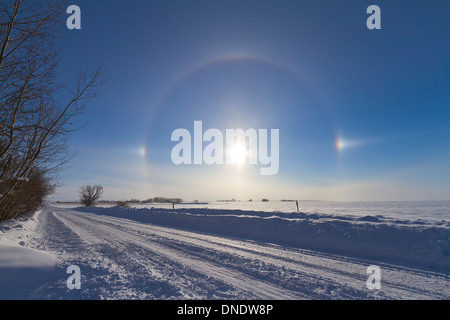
[116,201,130,208]
[79,185,103,207]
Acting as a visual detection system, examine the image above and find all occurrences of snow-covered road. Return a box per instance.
[11,207,447,300]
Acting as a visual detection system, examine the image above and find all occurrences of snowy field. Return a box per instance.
[0,201,449,300]
[55,200,450,224]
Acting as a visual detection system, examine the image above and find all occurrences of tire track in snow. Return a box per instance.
[72,210,450,299]
[44,211,239,299]
[35,211,184,299]
[50,209,303,299]
[36,208,450,299]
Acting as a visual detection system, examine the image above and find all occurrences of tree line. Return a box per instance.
[76,188,185,208]
[0,0,102,221]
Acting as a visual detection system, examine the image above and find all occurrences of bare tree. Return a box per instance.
[79,185,103,207]
[0,1,103,220]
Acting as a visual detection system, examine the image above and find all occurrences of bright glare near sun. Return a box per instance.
[229,143,248,166]
[336,138,344,151]
[140,147,147,157]
[336,137,366,152]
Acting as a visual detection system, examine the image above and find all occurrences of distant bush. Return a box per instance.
[262,199,269,202]
[149,197,183,203]
[0,169,55,221]
[116,201,130,208]
[79,185,103,207]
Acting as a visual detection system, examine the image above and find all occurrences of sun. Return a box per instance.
[229,143,248,166]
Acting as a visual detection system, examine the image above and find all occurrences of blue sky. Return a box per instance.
[53,0,450,202]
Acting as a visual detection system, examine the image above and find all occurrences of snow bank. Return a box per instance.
[0,211,58,299]
[76,206,450,272]
[0,211,40,247]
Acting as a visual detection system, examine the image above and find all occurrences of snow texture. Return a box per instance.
[0,211,58,299]
[0,204,449,300]
[76,205,450,271]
